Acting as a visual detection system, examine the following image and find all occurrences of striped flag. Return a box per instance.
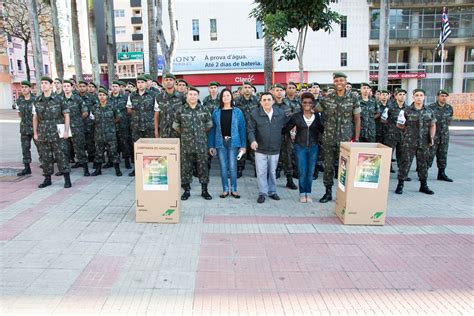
[437,7,452,49]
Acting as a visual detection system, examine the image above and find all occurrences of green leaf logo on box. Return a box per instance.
[162,209,175,216]
[371,211,384,219]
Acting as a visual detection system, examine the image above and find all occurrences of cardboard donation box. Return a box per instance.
[335,142,392,225]
[134,138,180,223]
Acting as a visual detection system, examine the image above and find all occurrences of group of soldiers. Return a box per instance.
[16,71,453,200]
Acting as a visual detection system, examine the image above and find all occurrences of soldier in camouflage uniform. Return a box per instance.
[16,81,37,176]
[32,76,72,188]
[54,78,64,97]
[272,83,297,189]
[173,86,213,200]
[126,75,157,177]
[110,81,133,169]
[315,72,361,203]
[375,89,390,143]
[144,74,160,98]
[202,81,220,114]
[90,88,122,177]
[359,83,380,143]
[62,80,90,176]
[429,89,454,182]
[234,81,259,178]
[154,73,185,139]
[285,81,301,178]
[176,79,189,95]
[395,89,436,195]
[382,89,408,176]
[77,81,96,162]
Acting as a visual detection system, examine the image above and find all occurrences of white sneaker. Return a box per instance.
[306,197,313,203]
[299,196,307,203]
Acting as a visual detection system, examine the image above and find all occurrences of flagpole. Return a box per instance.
[440,43,444,89]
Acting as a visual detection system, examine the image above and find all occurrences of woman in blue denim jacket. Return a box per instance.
[208,89,247,198]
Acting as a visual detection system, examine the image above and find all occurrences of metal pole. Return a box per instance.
[440,43,444,89]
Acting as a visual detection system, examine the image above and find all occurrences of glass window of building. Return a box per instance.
[115,26,126,35]
[114,9,125,18]
[192,19,200,41]
[17,60,22,71]
[340,16,347,38]
[341,52,347,67]
[210,19,217,41]
[256,20,264,39]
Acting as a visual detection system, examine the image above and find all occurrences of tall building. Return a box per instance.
[368,0,474,103]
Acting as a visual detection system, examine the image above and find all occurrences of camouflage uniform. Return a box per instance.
[398,104,436,181]
[63,93,88,165]
[127,90,156,141]
[202,95,219,115]
[235,95,259,171]
[16,95,37,164]
[383,101,407,168]
[275,99,296,178]
[92,100,121,164]
[315,92,361,187]
[285,96,301,112]
[359,97,379,143]
[110,92,132,159]
[172,103,213,185]
[375,100,389,143]
[33,93,70,176]
[155,90,185,138]
[78,92,96,160]
[429,101,453,169]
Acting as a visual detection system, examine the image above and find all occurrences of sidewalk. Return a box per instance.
[0,119,473,314]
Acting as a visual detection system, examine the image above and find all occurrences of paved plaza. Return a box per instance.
[0,109,473,315]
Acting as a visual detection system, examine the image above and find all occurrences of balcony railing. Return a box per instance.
[132,33,143,41]
[131,17,142,24]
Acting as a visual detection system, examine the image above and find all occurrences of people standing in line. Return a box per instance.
[90,88,122,177]
[202,81,220,115]
[375,89,390,143]
[173,87,213,201]
[77,80,96,162]
[314,72,361,203]
[32,76,72,188]
[429,89,454,182]
[359,83,380,143]
[62,79,90,176]
[284,92,323,203]
[208,89,247,199]
[154,73,185,139]
[395,89,436,195]
[16,81,37,176]
[248,92,289,204]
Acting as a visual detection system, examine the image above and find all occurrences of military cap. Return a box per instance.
[99,85,108,91]
[112,80,121,86]
[69,78,76,83]
[242,81,254,87]
[62,79,73,86]
[272,83,285,90]
[361,82,372,89]
[54,78,63,83]
[20,80,31,87]
[78,80,88,85]
[163,73,176,80]
[395,88,407,94]
[311,82,320,87]
[346,82,352,85]
[127,82,136,88]
[379,89,389,94]
[41,76,53,83]
[118,80,126,87]
[437,89,449,96]
[413,88,425,95]
[208,81,220,87]
[287,81,297,88]
[88,82,97,88]
[188,86,200,93]
[327,84,335,89]
[333,72,347,79]
[136,75,147,82]
[98,88,108,95]
[177,79,189,86]
[144,74,153,81]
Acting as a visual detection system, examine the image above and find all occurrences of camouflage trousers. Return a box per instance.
[132,128,155,143]
[429,137,449,169]
[360,135,376,143]
[117,119,133,159]
[20,134,37,164]
[37,138,71,176]
[94,133,120,164]
[181,152,209,185]
[70,126,88,164]
[85,122,95,160]
[398,145,430,181]
[322,142,340,187]
[278,135,294,177]
[383,137,403,169]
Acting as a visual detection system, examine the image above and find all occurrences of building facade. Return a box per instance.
[0,0,12,109]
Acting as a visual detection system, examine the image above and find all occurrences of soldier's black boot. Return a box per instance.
[437,168,453,182]
[275,168,281,179]
[395,180,404,194]
[128,169,135,177]
[91,163,102,176]
[313,168,319,180]
[390,163,395,173]
[124,157,132,170]
[83,163,90,177]
[55,169,62,176]
[286,176,297,190]
[419,180,434,195]
[71,162,82,169]
[114,163,122,177]
[334,165,339,179]
[181,184,191,200]
[17,163,31,176]
[63,173,72,188]
[237,167,243,179]
[38,175,52,188]
[103,160,113,169]
[319,186,332,203]
[201,183,212,200]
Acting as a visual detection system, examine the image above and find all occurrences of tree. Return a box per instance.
[87,0,100,84]
[148,0,158,79]
[378,0,390,90]
[4,0,51,82]
[44,0,64,79]
[70,0,83,81]
[251,0,341,85]
[157,0,177,75]
[104,0,116,84]
[263,33,273,91]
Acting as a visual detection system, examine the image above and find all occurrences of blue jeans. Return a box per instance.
[294,144,319,196]
[255,152,279,196]
[217,139,238,192]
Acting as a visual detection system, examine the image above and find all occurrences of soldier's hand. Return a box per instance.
[63,131,69,139]
[33,134,38,141]
[209,148,216,156]
[251,141,258,151]
[430,138,434,147]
